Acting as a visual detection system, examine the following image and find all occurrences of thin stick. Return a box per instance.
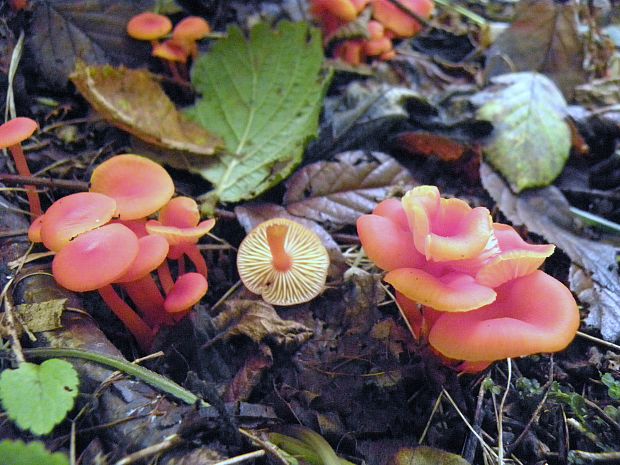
[113,434,183,465]
[577,331,620,351]
[213,450,266,465]
[0,174,89,191]
[0,279,25,363]
[497,359,512,465]
[418,391,443,444]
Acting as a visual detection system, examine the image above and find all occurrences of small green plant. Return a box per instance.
[601,373,620,400]
[0,440,69,465]
[0,359,79,435]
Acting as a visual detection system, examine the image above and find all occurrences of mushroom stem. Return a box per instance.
[123,276,173,327]
[98,284,154,351]
[157,261,175,294]
[183,245,208,278]
[9,143,42,218]
[266,224,292,272]
[178,256,186,276]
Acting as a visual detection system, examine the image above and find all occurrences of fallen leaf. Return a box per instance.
[0,299,66,338]
[211,300,313,350]
[393,132,468,161]
[223,344,273,403]
[484,0,585,98]
[70,62,222,156]
[283,151,416,228]
[234,202,347,280]
[473,72,571,192]
[481,163,620,341]
[186,21,330,203]
[28,0,153,87]
[390,446,470,465]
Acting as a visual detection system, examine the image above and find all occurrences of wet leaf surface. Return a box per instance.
[28,0,153,88]
[71,62,222,155]
[484,0,585,98]
[481,163,620,341]
[474,73,571,192]
[283,151,416,229]
[0,299,65,338]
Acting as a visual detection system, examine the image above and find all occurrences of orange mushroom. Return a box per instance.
[39,192,117,252]
[428,271,580,363]
[0,117,42,218]
[52,223,153,350]
[90,154,174,221]
[164,272,208,315]
[127,12,172,45]
[371,0,433,38]
[237,218,330,306]
[172,16,211,59]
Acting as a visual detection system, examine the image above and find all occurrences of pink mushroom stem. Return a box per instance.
[9,143,42,218]
[157,260,175,294]
[98,284,154,351]
[266,224,292,272]
[123,276,173,327]
[182,245,208,278]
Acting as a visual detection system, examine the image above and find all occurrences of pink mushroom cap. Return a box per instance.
[164,272,208,313]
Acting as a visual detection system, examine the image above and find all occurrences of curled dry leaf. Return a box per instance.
[211,300,313,350]
[234,202,347,280]
[484,0,585,98]
[481,163,620,341]
[70,62,222,156]
[283,151,416,228]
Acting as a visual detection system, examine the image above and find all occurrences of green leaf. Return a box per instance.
[186,21,330,203]
[391,446,470,465]
[601,373,620,400]
[473,72,571,192]
[0,440,69,465]
[0,359,79,435]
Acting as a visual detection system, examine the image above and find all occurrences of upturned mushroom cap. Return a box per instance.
[152,40,189,63]
[371,0,433,38]
[385,268,496,312]
[127,12,172,41]
[40,192,117,251]
[115,235,169,283]
[475,224,555,287]
[311,0,359,21]
[145,218,215,246]
[90,154,175,220]
[173,16,211,42]
[401,185,493,262]
[237,218,330,306]
[52,223,139,292]
[0,117,38,147]
[428,270,580,362]
[159,196,200,228]
[28,215,45,242]
[164,272,208,313]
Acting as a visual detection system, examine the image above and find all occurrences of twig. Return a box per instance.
[0,174,89,191]
[497,359,512,465]
[238,428,290,465]
[418,391,444,444]
[463,380,488,463]
[213,450,266,465]
[113,434,184,465]
[23,347,209,407]
[577,331,620,352]
[1,278,25,364]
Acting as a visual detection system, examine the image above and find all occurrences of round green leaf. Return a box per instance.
[0,440,69,465]
[0,359,79,435]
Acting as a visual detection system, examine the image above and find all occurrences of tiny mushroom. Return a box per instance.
[172,16,211,59]
[237,218,330,306]
[371,0,434,38]
[90,154,175,220]
[0,117,42,218]
[127,12,172,46]
[164,272,208,315]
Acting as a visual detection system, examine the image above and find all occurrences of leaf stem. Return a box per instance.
[23,347,209,407]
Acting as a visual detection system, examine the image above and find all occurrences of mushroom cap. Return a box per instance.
[164,272,208,313]
[237,218,330,306]
[152,40,189,63]
[115,235,169,283]
[145,218,215,246]
[127,12,172,41]
[395,291,442,340]
[475,224,555,287]
[40,192,117,252]
[0,117,38,148]
[159,196,200,228]
[311,0,358,21]
[428,270,580,362]
[401,185,493,262]
[90,154,175,220]
[371,0,433,38]
[385,268,496,312]
[28,215,45,242]
[52,223,139,292]
[173,16,211,42]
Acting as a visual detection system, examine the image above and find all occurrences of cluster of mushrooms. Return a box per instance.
[3,115,579,370]
[357,185,580,372]
[311,0,434,65]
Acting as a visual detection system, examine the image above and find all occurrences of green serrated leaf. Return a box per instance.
[474,72,571,192]
[0,440,69,465]
[0,359,79,435]
[187,21,330,203]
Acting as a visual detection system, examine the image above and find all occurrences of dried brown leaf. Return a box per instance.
[70,62,222,156]
[212,300,313,350]
[283,151,416,228]
[223,345,273,403]
[0,299,65,338]
[484,0,585,98]
[481,163,620,341]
